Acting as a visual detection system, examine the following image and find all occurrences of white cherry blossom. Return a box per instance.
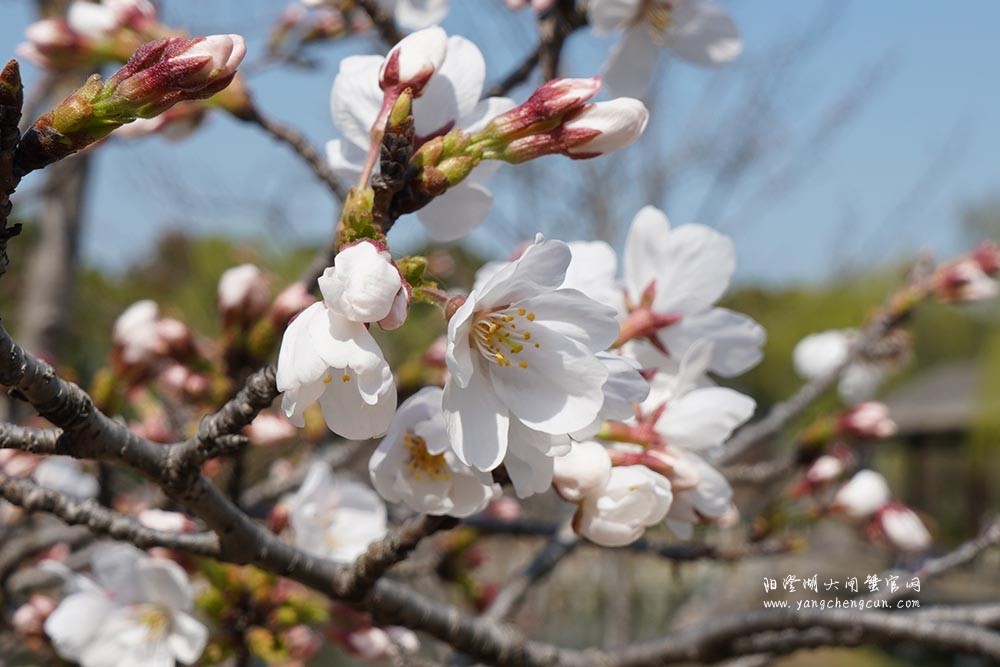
[275,301,396,440]
[370,387,498,517]
[327,32,514,241]
[589,0,742,99]
[44,544,207,667]
[443,236,620,473]
[319,240,406,326]
[288,463,388,563]
[575,465,672,546]
[621,206,765,377]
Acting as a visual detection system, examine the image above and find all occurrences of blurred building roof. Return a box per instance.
[884,361,996,437]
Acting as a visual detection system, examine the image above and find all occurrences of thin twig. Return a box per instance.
[246,108,349,202]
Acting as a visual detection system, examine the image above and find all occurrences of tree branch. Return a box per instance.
[245,108,349,202]
[0,472,221,557]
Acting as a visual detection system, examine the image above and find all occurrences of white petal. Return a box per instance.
[275,302,327,391]
[660,308,765,377]
[442,370,510,471]
[320,242,402,323]
[489,321,609,434]
[505,422,557,498]
[445,295,477,388]
[602,26,659,100]
[325,138,365,184]
[416,181,494,242]
[167,611,208,665]
[664,0,743,66]
[44,592,112,661]
[330,55,385,151]
[626,212,735,315]
[656,387,755,450]
[413,36,485,136]
[516,289,620,352]
[91,544,144,605]
[476,237,571,309]
[138,559,193,612]
[319,371,396,439]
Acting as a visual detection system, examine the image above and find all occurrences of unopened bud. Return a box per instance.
[379,26,446,97]
[218,263,270,328]
[971,241,1000,276]
[932,258,999,304]
[876,502,931,552]
[17,35,246,173]
[484,77,602,139]
[837,401,897,439]
[833,470,890,519]
[552,440,612,502]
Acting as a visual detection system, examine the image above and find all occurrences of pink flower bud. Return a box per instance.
[552,440,612,502]
[971,241,1000,276]
[379,26,447,97]
[932,258,999,303]
[245,412,297,446]
[105,35,247,116]
[805,454,844,484]
[270,282,315,328]
[837,401,897,439]
[485,495,522,522]
[218,263,270,327]
[17,20,83,69]
[285,625,323,661]
[486,77,602,138]
[876,502,931,552]
[497,98,649,163]
[12,595,56,637]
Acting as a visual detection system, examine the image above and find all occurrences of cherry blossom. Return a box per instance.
[619,206,765,377]
[287,463,388,563]
[44,544,207,667]
[574,465,672,546]
[589,0,743,99]
[217,263,269,327]
[443,236,620,473]
[275,301,396,440]
[552,440,612,503]
[327,29,514,241]
[877,503,932,552]
[370,387,498,517]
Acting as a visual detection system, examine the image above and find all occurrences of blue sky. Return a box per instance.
[2,0,998,286]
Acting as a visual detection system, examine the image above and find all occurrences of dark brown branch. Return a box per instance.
[0,472,221,557]
[245,108,349,202]
[0,60,25,277]
[0,422,60,455]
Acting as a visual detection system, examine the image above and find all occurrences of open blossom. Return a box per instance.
[275,301,396,440]
[287,463,387,563]
[575,465,672,546]
[877,503,932,552]
[44,545,207,667]
[370,387,498,517]
[834,470,891,519]
[793,329,889,404]
[589,0,742,99]
[319,240,408,328]
[328,29,514,241]
[443,236,620,474]
[618,206,765,377]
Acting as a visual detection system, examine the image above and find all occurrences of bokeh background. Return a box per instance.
[2,1,1000,665]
